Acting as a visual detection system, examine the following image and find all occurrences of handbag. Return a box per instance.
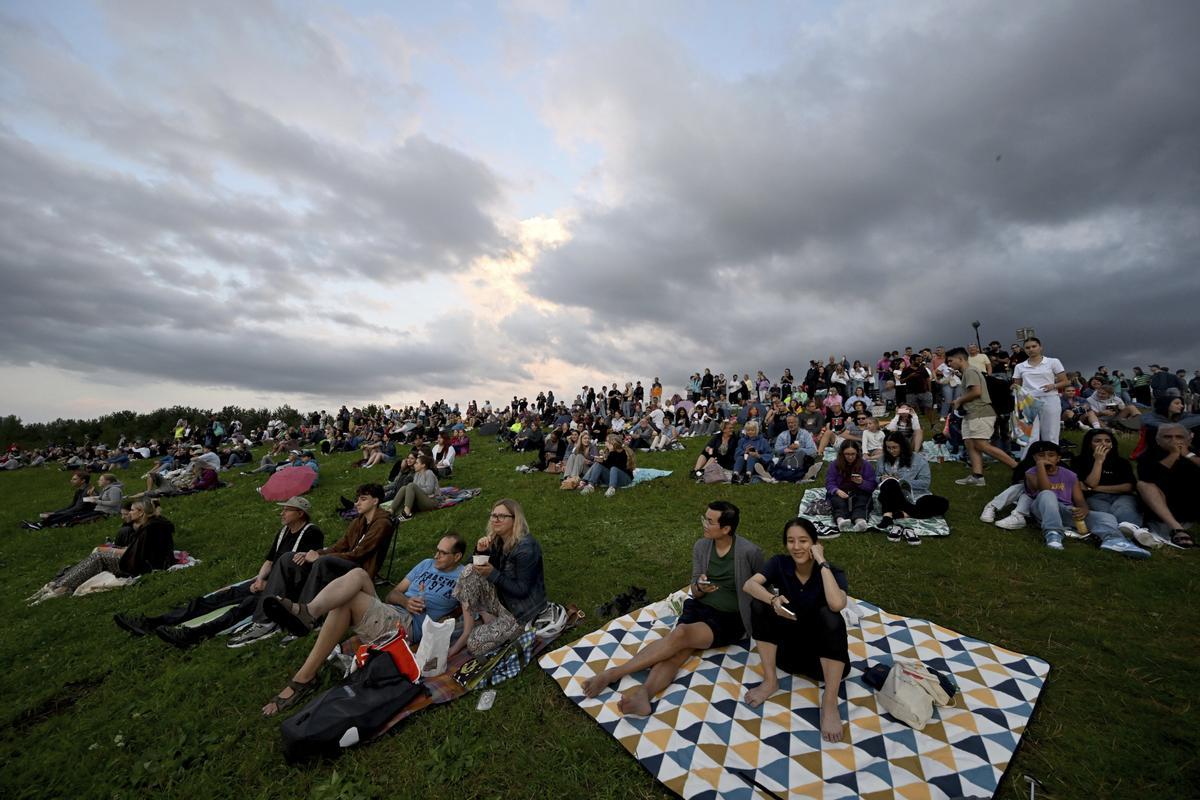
[702,460,729,484]
[875,660,956,730]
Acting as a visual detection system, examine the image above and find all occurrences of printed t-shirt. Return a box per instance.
[1025,466,1078,504]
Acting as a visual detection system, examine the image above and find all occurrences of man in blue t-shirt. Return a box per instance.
[384,534,467,642]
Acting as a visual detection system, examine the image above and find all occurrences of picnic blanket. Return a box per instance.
[799,488,951,538]
[541,595,1049,800]
[630,468,673,487]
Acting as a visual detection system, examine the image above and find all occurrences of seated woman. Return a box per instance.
[27,498,175,605]
[579,434,636,497]
[1132,395,1200,460]
[884,405,924,452]
[431,431,456,476]
[742,517,848,742]
[1075,428,1155,546]
[562,430,598,483]
[533,428,568,470]
[23,471,93,529]
[650,410,679,451]
[732,420,776,484]
[693,419,737,480]
[877,432,949,543]
[826,440,876,532]
[452,499,546,657]
[391,455,439,520]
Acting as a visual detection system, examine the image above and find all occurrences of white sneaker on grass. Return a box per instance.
[604,486,617,498]
[979,505,997,523]
[837,519,853,532]
[955,475,986,487]
[579,484,594,495]
[995,512,1027,530]
[1044,531,1065,550]
[227,622,278,648]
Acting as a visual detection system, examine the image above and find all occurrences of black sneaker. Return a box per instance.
[886,527,902,543]
[113,613,154,637]
[21,520,42,530]
[155,625,200,649]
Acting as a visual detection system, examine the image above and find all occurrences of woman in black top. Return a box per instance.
[742,517,849,743]
[1075,428,1147,536]
[693,419,737,479]
[579,433,636,494]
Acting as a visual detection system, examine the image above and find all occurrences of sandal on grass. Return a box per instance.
[262,595,316,637]
[262,677,318,717]
[1171,529,1194,548]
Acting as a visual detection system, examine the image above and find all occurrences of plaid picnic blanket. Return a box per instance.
[799,488,951,538]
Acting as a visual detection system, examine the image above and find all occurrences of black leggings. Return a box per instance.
[752,600,849,681]
[877,479,949,519]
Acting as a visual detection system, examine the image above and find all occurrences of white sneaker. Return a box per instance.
[955,475,986,486]
[227,622,279,648]
[995,512,1027,530]
[1117,521,1139,539]
[579,484,594,495]
[979,505,997,523]
[604,486,617,498]
[852,519,869,532]
[1130,526,1163,549]
[1044,531,1065,550]
[837,519,853,532]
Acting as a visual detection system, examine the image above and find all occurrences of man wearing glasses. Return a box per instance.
[582,501,763,716]
[260,533,468,716]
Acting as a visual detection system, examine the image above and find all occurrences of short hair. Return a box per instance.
[1027,440,1060,456]
[355,483,385,501]
[1156,423,1191,446]
[945,346,968,359]
[781,516,819,543]
[708,500,740,535]
[72,470,90,483]
[441,531,467,556]
[417,454,435,469]
[742,420,760,435]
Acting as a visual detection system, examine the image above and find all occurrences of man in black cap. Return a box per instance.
[113,496,323,648]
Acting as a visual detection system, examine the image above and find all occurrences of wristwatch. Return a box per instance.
[817,561,830,570]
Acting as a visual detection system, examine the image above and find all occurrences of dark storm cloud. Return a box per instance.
[528,1,1200,376]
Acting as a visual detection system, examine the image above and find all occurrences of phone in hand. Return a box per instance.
[779,605,797,619]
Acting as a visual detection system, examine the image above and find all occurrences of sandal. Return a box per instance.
[262,595,316,637]
[1171,529,1194,548]
[262,677,319,717]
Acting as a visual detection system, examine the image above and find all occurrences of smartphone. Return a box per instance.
[779,606,797,619]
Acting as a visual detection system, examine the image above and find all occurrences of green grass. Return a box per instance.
[1,433,1197,799]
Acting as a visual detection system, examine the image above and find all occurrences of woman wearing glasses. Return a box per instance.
[453,498,547,656]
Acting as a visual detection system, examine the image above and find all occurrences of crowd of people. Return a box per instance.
[9,335,1199,752]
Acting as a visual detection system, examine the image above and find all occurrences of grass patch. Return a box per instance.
[1,432,1197,799]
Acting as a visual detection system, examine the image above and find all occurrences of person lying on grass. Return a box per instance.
[582,501,764,716]
[260,533,468,716]
[27,498,175,605]
[112,496,324,648]
[741,516,849,743]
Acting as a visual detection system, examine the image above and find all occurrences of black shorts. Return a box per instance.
[679,598,745,648]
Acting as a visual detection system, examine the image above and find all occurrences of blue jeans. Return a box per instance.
[1084,493,1142,527]
[583,463,632,488]
[1030,490,1118,537]
[940,384,961,417]
[733,452,765,477]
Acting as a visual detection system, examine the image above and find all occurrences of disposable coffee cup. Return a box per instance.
[473,554,490,566]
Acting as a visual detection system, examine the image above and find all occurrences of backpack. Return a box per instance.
[984,374,1015,415]
[280,650,425,762]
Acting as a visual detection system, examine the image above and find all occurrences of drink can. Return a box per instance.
[476,689,496,712]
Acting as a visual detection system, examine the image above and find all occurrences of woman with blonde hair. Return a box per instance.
[579,433,637,497]
[451,499,547,656]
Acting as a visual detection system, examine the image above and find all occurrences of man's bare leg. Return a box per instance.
[582,622,713,698]
[618,648,694,716]
[304,568,375,619]
[819,657,846,742]
[744,641,779,708]
[1137,482,1183,531]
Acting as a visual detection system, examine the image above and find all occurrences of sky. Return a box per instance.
[2,0,1198,422]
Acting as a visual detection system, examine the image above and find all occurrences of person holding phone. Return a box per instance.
[741,517,848,743]
[826,440,876,532]
[582,501,763,715]
[732,420,775,484]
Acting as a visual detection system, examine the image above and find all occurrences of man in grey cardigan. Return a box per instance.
[582,500,764,715]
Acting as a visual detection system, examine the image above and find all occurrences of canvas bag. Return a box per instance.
[702,460,729,484]
[876,659,955,730]
[414,617,454,678]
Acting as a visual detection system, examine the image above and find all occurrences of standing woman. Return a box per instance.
[877,433,949,544]
[848,360,869,397]
[1012,337,1068,449]
[826,440,876,532]
[742,517,849,743]
[28,498,175,605]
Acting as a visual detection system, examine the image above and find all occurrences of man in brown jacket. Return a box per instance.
[228,483,393,647]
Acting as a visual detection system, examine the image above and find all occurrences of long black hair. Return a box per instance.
[881,431,913,469]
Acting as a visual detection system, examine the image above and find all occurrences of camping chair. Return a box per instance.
[375,518,402,586]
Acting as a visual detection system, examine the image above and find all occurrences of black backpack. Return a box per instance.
[281,650,425,763]
[984,374,1015,415]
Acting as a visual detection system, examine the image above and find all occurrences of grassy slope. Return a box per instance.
[0,432,1197,800]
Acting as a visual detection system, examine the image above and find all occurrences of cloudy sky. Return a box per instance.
[2,0,1197,422]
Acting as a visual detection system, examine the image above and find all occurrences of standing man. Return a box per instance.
[581,501,763,716]
[947,347,1017,487]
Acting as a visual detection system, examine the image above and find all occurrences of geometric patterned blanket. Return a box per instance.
[799,488,952,538]
[540,595,1049,799]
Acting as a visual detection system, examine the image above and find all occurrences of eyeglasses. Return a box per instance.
[489,512,514,521]
[700,515,719,528]
[435,548,456,556]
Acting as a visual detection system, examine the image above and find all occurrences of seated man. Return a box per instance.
[769,413,817,482]
[1085,384,1142,427]
[1136,424,1199,548]
[582,501,764,716]
[228,483,393,647]
[259,533,467,715]
[113,496,324,647]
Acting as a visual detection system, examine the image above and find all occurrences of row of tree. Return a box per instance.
[1,405,307,449]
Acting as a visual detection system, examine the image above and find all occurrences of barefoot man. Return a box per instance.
[581,501,763,715]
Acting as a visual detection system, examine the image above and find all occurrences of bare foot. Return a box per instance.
[743,681,778,708]
[820,705,844,743]
[617,686,652,716]
[581,669,614,698]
